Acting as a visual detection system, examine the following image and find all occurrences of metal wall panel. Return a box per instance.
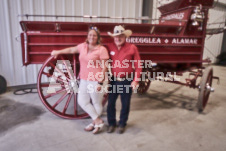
[204,2,226,62]
[0,0,143,86]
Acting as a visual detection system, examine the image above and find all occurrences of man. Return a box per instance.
[106,25,142,134]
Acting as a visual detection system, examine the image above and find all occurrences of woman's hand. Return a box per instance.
[96,84,102,92]
[96,81,104,92]
[51,50,59,58]
[131,81,139,91]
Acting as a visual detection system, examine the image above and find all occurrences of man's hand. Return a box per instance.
[131,81,139,91]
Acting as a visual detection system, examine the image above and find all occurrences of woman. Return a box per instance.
[51,27,109,134]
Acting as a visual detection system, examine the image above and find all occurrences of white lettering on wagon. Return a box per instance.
[127,37,198,45]
[161,12,185,22]
[171,38,198,44]
[126,37,161,44]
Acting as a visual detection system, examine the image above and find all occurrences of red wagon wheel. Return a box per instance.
[137,68,151,94]
[197,66,213,112]
[37,55,108,119]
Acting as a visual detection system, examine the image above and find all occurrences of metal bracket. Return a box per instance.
[24,33,28,64]
[55,23,61,32]
[213,76,220,84]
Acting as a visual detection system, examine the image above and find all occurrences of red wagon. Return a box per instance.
[19,0,218,119]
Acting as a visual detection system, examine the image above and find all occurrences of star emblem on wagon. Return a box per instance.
[164,39,169,44]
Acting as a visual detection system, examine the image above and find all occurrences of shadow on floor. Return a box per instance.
[0,96,45,134]
[131,85,198,112]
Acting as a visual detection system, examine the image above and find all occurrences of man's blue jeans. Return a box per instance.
[107,80,133,127]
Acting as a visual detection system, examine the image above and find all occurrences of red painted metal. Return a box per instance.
[158,0,214,14]
[20,0,216,117]
[19,7,210,66]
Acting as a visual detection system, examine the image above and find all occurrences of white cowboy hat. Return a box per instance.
[107,25,132,37]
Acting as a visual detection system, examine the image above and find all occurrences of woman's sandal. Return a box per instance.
[84,123,94,131]
[92,122,104,134]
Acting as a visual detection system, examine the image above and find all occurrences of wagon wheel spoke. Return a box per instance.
[63,93,73,114]
[74,93,78,116]
[53,92,68,108]
[40,83,51,87]
[40,81,65,89]
[40,71,65,88]
[49,62,70,81]
[44,88,66,99]
[60,56,75,80]
[42,71,65,82]
[73,54,77,78]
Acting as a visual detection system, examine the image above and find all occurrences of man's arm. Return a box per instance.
[131,45,142,90]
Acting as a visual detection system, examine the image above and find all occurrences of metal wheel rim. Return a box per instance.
[198,66,213,112]
[202,71,213,108]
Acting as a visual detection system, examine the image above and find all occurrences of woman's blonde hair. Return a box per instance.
[86,26,101,45]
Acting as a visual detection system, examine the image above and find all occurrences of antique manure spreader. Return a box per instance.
[20,0,218,119]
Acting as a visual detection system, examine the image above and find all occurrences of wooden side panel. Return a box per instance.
[20,21,204,66]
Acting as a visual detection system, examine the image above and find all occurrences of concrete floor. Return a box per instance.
[0,65,226,151]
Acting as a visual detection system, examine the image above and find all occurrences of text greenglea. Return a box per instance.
[126,37,161,44]
[161,12,185,22]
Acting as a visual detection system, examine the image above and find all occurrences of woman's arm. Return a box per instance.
[99,59,109,83]
[51,46,79,58]
[96,59,108,91]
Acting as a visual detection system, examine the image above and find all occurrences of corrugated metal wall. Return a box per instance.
[152,0,226,62]
[204,1,226,62]
[0,0,143,86]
